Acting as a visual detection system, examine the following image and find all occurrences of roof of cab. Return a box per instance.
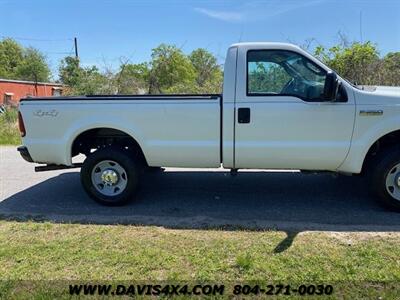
[229,42,302,51]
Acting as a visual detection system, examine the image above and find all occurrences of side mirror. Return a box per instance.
[323,71,339,101]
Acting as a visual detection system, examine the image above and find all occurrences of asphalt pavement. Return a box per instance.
[2,146,400,232]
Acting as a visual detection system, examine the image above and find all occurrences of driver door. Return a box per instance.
[234,47,355,170]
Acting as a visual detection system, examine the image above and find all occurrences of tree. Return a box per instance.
[16,47,51,82]
[0,38,23,79]
[381,52,400,86]
[314,42,380,85]
[315,41,400,86]
[0,38,50,82]
[115,62,150,94]
[59,56,108,95]
[58,44,224,96]
[59,56,81,87]
[189,48,222,93]
[148,44,196,94]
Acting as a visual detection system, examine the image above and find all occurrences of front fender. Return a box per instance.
[339,114,400,173]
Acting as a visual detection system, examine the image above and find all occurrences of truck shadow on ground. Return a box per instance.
[2,170,400,252]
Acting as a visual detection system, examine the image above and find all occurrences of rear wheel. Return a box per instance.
[370,147,400,211]
[81,147,139,206]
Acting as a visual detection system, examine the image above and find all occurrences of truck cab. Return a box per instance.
[222,43,354,171]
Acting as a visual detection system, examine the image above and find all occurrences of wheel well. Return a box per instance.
[71,128,147,166]
[362,129,400,173]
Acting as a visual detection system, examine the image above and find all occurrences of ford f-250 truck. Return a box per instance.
[17,42,400,210]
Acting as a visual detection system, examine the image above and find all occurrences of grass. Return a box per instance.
[0,221,399,298]
[0,107,21,145]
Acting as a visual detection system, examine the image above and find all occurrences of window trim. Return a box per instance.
[246,49,343,102]
[4,93,13,105]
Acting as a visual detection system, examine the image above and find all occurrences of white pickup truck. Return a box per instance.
[17,42,400,210]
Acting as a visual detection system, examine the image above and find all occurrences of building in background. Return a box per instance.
[0,78,63,106]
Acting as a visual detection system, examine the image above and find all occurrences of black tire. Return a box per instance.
[369,147,400,211]
[80,147,139,206]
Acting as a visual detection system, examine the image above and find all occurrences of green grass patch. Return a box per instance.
[0,221,399,298]
[0,107,21,145]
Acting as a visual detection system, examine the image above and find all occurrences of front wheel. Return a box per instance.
[80,147,139,206]
[370,147,400,211]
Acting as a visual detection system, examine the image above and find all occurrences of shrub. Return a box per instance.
[0,107,21,145]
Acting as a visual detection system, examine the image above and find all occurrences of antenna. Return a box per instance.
[238,31,243,43]
[359,11,363,43]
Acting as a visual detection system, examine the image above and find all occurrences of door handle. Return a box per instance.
[238,108,250,123]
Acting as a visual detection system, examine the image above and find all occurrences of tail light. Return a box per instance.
[18,111,26,137]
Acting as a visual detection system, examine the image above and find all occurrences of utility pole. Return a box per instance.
[74,37,79,59]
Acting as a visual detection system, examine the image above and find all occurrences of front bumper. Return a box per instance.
[17,146,33,163]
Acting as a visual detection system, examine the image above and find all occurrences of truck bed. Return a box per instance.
[19,94,223,168]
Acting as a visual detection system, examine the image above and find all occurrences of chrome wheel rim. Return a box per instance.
[385,163,400,201]
[91,160,128,196]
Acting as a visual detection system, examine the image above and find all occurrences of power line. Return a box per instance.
[1,35,78,57]
[44,52,75,55]
[0,35,73,42]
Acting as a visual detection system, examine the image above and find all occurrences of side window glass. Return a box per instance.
[248,61,292,94]
[247,50,327,101]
